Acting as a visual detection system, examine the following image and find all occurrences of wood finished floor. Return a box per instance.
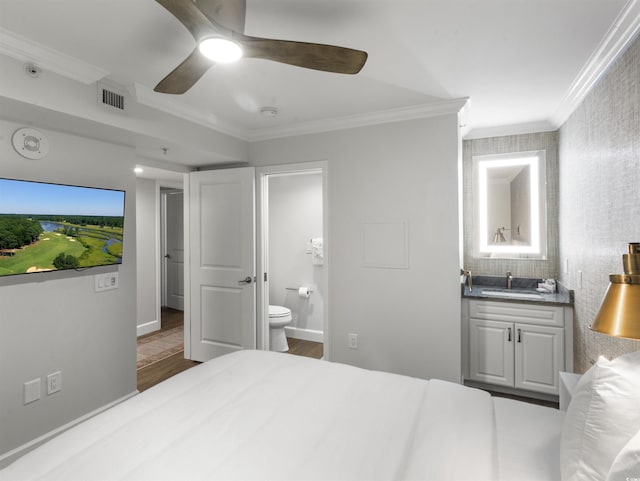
[137,308,324,392]
[137,307,199,392]
[286,337,324,359]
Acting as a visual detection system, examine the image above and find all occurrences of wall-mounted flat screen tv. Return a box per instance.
[0,178,125,277]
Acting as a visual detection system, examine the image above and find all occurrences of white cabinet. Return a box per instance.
[465,300,572,396]
[469,319,514,387]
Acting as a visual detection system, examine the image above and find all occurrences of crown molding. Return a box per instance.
[135,84,468,142]
[0,27,109,85]
[464,121,557,140]
[551,0,640,128]
[246,98,470,142]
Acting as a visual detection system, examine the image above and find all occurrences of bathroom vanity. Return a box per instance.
[461,277,573,401]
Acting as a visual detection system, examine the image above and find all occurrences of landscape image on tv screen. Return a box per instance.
[0,178,125,277]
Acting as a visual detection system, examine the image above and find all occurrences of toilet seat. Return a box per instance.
[269,305,291,318]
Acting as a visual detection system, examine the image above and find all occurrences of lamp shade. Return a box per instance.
[590,243,640,340]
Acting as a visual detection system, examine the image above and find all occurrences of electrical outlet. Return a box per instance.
[348,333,358,349]
[24,379,41,405]
[47,371,62,395]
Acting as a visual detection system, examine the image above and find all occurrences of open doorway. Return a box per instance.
[136,171,193,390]
[257,162,328,359]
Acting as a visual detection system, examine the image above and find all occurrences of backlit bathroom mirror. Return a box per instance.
[473,150,547,259]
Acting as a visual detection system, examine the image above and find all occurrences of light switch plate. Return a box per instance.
[95,272,119,292]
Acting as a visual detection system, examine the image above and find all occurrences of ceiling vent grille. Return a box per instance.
[102,88,124,110]
[97,81,127,112]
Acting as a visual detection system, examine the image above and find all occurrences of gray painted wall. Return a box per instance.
[250,115,462,382]
[558,33,640,373]
[0,119,137,458]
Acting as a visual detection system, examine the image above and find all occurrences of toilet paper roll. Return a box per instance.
[298,287,310,299]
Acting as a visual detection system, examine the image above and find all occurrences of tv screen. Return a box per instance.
[0,178,125,277]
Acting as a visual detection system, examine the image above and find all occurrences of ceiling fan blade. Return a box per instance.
[194,0,246,34]
[153,0,366,94]
[155,0,216,40]
[154,47,213,94]
[238,35,368,74]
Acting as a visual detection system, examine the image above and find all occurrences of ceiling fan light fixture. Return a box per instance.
[199,38,243,63]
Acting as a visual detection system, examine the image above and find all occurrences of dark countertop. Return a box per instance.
[461,275,573,306]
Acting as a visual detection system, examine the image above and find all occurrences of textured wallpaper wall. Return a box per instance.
[462,131,559,279]
[558,34,640,373]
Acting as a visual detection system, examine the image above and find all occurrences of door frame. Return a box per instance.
[256,161,329,358]
[183,174,191,358]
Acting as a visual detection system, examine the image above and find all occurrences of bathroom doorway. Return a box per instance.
[256,162,328,358]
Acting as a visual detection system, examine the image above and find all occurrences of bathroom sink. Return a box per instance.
[480,288,543,300]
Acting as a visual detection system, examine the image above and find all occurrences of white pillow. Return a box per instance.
[606,428,640,481]
[561,360,597,479]
[561,350,640,481]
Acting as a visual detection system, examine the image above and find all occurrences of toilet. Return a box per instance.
[269,305,293,352]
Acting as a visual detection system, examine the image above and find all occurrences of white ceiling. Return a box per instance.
[0,0,638,146]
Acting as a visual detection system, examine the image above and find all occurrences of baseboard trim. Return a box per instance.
[285,326,323,343]
[137,319,160,337]
[0,390,139,469]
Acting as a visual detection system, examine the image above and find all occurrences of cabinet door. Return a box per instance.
[515,324,564,394]
[469,319,514,387]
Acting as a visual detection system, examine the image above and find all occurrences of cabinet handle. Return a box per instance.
[517,328,522,343]
[507,327,512,342]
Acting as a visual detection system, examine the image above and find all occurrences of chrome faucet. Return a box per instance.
[506,271,513,289]
[461,269,473,292]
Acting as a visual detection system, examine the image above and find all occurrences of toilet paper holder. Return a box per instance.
[286,287,313,293]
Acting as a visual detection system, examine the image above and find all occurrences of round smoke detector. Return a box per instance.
[12,127,49,160]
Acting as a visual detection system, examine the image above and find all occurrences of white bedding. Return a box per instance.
[1,350,554,481]
[494,397,563,481]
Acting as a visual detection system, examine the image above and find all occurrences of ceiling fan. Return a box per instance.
[154,0,369,94]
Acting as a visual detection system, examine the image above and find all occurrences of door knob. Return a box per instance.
[164,254,171,258]
[238,276,253,285]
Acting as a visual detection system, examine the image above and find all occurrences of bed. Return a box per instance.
[1,349,639,481]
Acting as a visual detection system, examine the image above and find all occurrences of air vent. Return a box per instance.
[101,88,124,110]
[97,81,127,112]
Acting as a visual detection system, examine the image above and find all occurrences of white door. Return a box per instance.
[515,324,564,394]
[469,319,514,387]
[165,191,184,310]
[188,168,256,362]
